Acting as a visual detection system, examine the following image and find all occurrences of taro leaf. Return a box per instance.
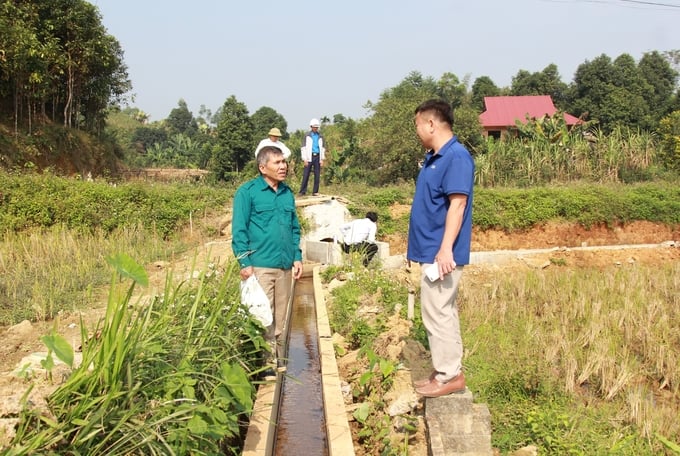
[359,371,373,387]
[106,253,149,287]
[379,359,395,378]
[353,402,370,424]
[221,362,253,410]
[40,352,55,372]
[41,333,74,368]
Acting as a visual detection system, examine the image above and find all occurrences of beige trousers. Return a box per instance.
[420,264,464,383]
[253,267,292,359]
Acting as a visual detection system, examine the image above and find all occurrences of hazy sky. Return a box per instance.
[92,0,680,131]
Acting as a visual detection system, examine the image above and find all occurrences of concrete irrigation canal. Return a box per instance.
[242,266,354,456]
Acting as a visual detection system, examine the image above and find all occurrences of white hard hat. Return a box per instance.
[310,118,321,127]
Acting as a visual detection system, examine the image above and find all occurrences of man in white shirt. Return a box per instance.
[339,212,379,266]
[299,118,326,196]
[255,127,292,160]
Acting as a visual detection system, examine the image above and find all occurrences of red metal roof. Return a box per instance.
[479,95,581,128]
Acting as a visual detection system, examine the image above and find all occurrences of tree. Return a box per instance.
[436,72,467,110]
[0,1,45,133]
[0,0,130,133]
[166,99,198,137]
[454,105,484,154]
[40,0,129,131]
[611,54,654,128]
[250,106,288,141]
[321,117,363,183]
[361,71,440,184]
[197,104,214,126]
[662,49,680,77]
[567,54,612,128]
[566,52,676,132]
[511,64,568,108]
[471,76,501,112]
[212,95,253,180]
[638,51,678,128]
[132,126,168,154]
[358,70,486,184]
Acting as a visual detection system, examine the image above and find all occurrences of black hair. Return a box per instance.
[415,99,454,127]
[366,211,378,223]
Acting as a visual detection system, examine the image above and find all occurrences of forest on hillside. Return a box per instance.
[1,0,680,183]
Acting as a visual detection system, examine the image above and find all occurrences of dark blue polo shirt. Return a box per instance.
[407,136,474,265]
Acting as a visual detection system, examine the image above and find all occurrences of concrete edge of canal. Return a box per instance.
[313,265,356,456]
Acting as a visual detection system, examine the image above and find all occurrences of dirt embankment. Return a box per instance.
[383,218,678,254]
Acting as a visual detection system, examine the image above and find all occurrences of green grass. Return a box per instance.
[2,172,680,454]
[0,171,232,237]
[8,254,265,455]
[319,180,680,234]
[324,265,406,349]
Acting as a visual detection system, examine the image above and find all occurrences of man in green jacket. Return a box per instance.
[232,146,303,378]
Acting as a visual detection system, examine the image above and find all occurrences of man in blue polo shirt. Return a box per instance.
[407,99,475,398]
[232,145,303,378]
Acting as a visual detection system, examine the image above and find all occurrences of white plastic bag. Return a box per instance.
[240,275,273,327]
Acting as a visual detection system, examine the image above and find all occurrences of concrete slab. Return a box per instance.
[305,240,390,266]
[242,382,278,456]
[305,240,343,265]
[469,242,675,266]
[300,198,351,243]
[425,391,493,456]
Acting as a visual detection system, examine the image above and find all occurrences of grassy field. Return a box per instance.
[323,254,679,455]
[1,173,679,454]
[462,260,680,454]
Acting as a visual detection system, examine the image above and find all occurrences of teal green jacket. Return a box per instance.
[231,175,302,269]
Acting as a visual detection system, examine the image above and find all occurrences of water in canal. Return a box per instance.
[274,277,328,455]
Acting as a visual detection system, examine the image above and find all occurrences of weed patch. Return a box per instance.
[8,254,265,455]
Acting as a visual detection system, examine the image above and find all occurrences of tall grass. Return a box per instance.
[476,127,667,187]
[461,261,680,453]
[7,253,266,455]
[0,225,183,325]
